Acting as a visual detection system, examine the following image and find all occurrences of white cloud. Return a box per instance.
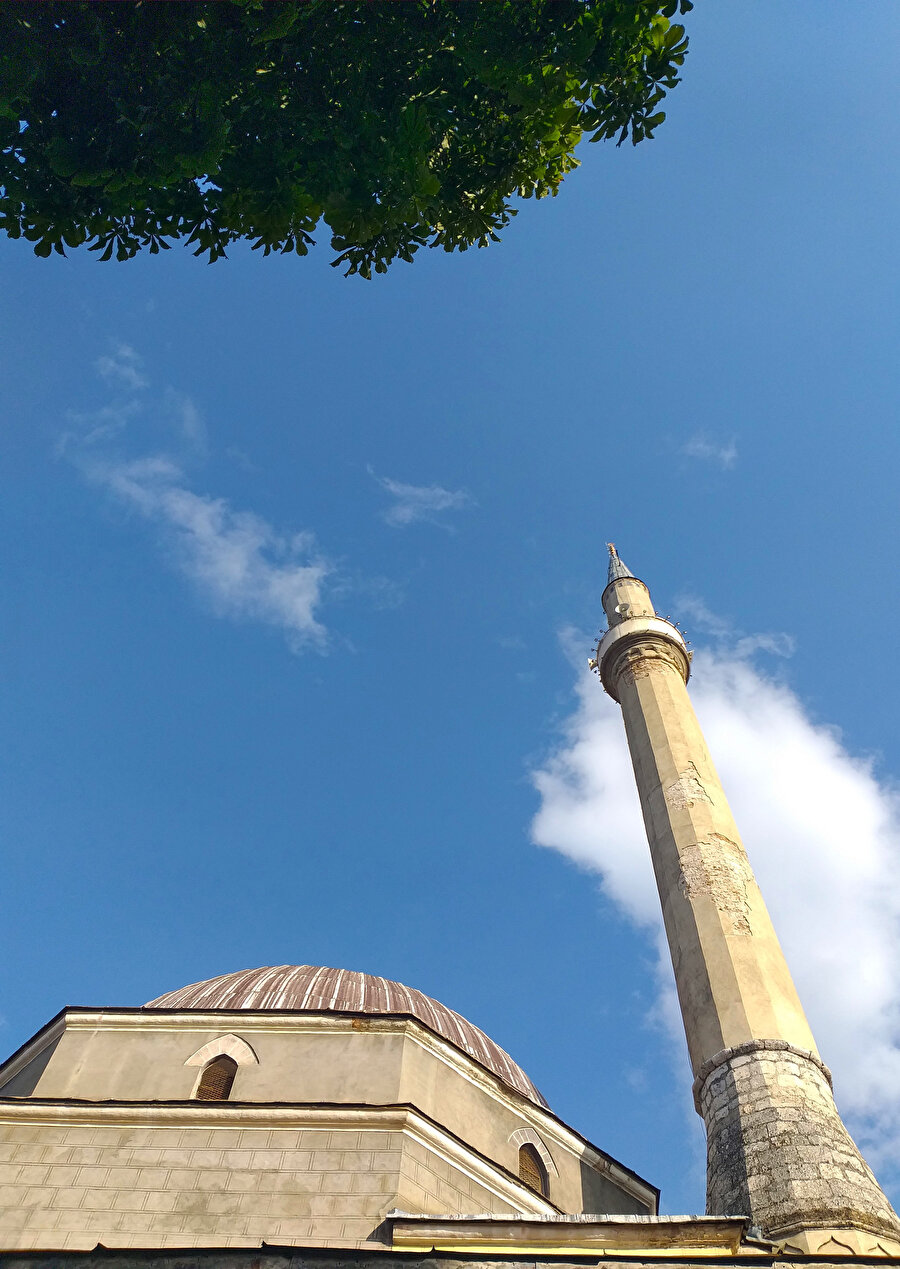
[531,629,900,1188]
[95,343,148,391]
[67,347,336,651]
[676,593,795,659]
[682,434,738,469]
[83,455,330,650]
[370,468,472,527]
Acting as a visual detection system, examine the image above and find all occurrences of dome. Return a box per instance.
[145,964,548,1107]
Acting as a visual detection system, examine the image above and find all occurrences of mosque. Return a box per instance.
[2,550,899,1267]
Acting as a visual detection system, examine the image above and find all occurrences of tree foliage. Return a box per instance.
[0,0,691,276]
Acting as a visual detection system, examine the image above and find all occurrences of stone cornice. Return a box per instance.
[388,1213,752,1257]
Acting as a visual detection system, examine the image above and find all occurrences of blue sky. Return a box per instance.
[3,2,900,1218]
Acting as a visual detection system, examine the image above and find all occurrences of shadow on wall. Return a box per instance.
[0,1036,61,1097]
[581,1158,649,1216]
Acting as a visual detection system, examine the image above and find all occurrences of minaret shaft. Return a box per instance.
[596,554,900,1253]
[617,659,816,1072]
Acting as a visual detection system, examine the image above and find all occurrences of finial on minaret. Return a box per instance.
[606,542,635,584]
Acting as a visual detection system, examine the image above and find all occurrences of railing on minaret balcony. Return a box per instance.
[591,544,900,1256]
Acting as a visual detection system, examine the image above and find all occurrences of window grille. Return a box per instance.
[195,1054,238,1101]
[518,1143,548,1196]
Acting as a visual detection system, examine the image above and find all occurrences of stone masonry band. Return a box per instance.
[692,1039,833,1112]
[697,1044,900,1241]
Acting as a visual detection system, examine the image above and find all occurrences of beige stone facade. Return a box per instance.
[0,1111,509,1250]
[0,1007,653,1251]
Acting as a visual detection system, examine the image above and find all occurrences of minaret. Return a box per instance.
[593,545,900,1254]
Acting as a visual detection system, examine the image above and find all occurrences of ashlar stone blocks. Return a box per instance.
[697,1042,900,1248]
[0,1119,503,1251]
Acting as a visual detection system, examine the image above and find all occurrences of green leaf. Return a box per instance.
[251,4,300,45]
[45,138,81,178]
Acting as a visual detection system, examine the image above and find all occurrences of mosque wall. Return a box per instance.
[4,1017,407,1106]
[0,1007,654,1252]
[0,1012,652,1222]
[396,1035,648,1216]
[0,1110,528,1251]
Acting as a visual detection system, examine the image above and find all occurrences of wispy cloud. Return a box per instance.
[369,467,472,528]
[95,343,148,391]
[531,624,900,1191]
[58,400,141,452]
[68,350,331,652]
[682,434,738,469]
[83,455,330,650]
[676,593,795,659]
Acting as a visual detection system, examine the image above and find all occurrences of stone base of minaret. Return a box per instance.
[696,1040,900,1255]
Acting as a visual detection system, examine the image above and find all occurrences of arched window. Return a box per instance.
[195,1054,237,1101]
[518,1143,549,1196]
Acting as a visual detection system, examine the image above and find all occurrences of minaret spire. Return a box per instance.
[594,548,900,1255]
[606,542,635,583]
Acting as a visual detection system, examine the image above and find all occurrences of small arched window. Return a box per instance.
[195,1054,237,1101]
[518,1143,549,1197]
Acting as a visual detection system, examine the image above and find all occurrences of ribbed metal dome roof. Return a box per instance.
[145,965,548,1107]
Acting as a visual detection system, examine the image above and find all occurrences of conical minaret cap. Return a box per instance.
[606,543,635,584]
